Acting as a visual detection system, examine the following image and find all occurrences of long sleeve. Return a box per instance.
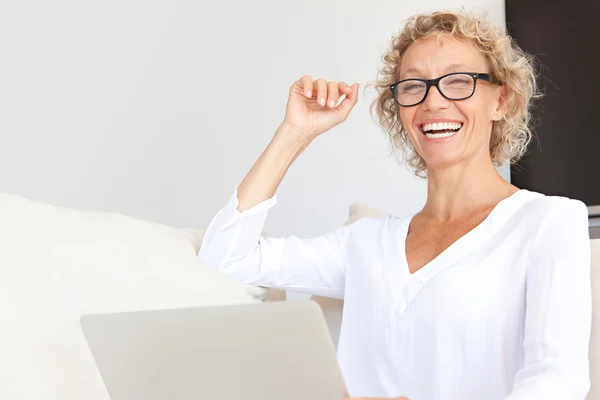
[198,188,355,299]
[505,199,592,399]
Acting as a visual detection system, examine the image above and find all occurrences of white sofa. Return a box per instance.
[1,194,598,399]
[0,193,263,400]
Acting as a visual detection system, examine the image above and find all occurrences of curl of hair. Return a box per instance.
[367,10,542,177]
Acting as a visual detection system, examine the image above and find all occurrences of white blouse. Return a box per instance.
[198,188,592,400]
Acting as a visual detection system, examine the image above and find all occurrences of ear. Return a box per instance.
[491,85,508,122]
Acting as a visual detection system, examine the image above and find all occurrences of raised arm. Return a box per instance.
[199,76,360,298]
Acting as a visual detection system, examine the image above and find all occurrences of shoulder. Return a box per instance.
[343,213,407,241]
[520,191,590,263]
[502,189,587,232]
[347,215,410,252]
[518,190,589,231]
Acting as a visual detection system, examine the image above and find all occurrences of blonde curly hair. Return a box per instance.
[368,10,541,177]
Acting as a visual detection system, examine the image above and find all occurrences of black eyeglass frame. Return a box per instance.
[389,72,502,107]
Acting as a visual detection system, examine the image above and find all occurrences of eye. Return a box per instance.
[403,84,421,91]
[399,81,426,93]
[444,76,473,87]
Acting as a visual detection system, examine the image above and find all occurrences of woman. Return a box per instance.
[198,10,591,400]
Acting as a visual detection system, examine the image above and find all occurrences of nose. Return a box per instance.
[422,84,450,111]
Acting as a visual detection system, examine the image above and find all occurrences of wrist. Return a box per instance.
[274,123,312,151]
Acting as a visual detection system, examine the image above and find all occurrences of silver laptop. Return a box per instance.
[80,300,348,400]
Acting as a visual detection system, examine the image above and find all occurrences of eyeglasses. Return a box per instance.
[389,72,501,107]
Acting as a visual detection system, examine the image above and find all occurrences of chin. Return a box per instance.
[421,152,465,170]
[414,133,471,170]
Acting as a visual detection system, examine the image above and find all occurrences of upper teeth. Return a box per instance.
[422,122,462,132]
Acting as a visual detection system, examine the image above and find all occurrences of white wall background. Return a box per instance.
[0,0,507,239]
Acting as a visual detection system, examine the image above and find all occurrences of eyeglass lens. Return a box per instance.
[395,73,475,106]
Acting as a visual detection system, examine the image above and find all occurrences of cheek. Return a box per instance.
[398,108,417,131]
[459,102,495,144]
[458,99,490,126]
[467,92,498,120]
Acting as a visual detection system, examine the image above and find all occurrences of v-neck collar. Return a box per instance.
[386,189,533,313]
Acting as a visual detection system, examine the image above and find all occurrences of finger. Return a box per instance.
[336,82,360,117]
[327,81,340,108]
[315,78,327,106]
[293,74,313,98]
[338,81,352,95]
[302,74,313,98]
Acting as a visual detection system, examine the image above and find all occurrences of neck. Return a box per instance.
[421,152,519,222]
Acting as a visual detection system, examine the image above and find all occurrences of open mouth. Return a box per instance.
[420,122,463,139]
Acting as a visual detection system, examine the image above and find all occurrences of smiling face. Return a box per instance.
[398,34,506,171]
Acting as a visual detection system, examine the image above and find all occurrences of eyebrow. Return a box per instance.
[400,63,472,79]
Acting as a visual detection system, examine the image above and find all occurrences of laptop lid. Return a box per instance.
[81,300,348,400]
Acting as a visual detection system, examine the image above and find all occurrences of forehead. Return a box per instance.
[399,34,489,78]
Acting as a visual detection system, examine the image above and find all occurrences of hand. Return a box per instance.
[282,75,359,143]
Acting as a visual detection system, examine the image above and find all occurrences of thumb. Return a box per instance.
[336,82,359,118]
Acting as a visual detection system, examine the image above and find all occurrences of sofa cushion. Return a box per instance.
[344,202,388,226]
[0,193,261,400]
